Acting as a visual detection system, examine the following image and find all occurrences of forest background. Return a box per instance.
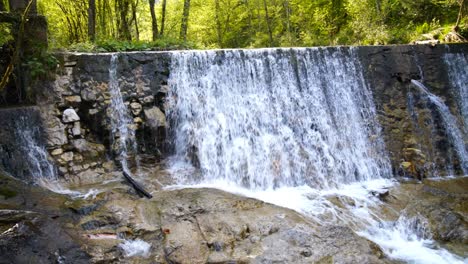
[0,0,467,51]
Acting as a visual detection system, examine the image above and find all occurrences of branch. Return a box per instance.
[0,0,34,92]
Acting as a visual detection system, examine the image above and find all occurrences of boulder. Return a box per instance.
[62,108,80,123]
[144,107,166,129]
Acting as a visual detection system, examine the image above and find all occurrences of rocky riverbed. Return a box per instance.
[0,172,466,263]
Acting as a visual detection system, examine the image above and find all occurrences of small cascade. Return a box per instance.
[411,79,468,175]
[444,53,468,132]
[0,107,56,182]
[362,215,466,264]
[108,54,139,173]
[167,48,391,189]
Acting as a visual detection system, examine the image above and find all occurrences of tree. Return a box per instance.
[180,0,190,41]
[149,0,158,40]
[88,0,96,41]
[160,0,167,35]
[0,0,6,11]
[455,0,466,29]
[214,0,222,47]
[262,0,273,46]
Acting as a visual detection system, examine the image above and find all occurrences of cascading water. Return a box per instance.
[108,54,139,173]
[411,79,468,175]
[0,108,57,182]
[166,48,466,263]
[168,48,391,189]
[444,52,468,132]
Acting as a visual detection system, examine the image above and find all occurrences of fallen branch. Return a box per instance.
[122,170,153,199]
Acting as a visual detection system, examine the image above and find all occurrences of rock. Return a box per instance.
[81,87,98,101]
[62,108,80,123]
[102,161,115,172]
[65,95,82,104]
[401,161,412,170]
[45,117,68,147]
[74,153,84,162]
[142,95,154,104]
[144,107,166,129]
[133,117,143,124]
[72,122,81,136]
[98,188,387,264]
[130,102,143,116]
[60,152,74,162]
[88,109,99,115]
[51,148,64,156]
[71,139,105,158]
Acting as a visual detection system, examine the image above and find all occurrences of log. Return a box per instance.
[122,170,153,199]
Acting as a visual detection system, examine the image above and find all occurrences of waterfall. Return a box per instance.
[0,107,56,182]
[108,54,138,173]
[166,48,466,264]
[411,79,468,175]
[444,53,468,133]
[167,48,391,190]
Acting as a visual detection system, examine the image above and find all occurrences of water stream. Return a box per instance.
[11,110,57,182]
[108,54,139,174]
[444,52,468,132]
[167,48,466,264]
[411,79,468,175]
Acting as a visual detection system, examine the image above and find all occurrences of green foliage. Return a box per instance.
[0,23,13,46]
[23,53,59,80]
[35,0,467,49]
[65,38,196,52]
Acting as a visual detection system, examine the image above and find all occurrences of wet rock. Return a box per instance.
[130,102,143,116]
[65,95,82,105]
[72,122,81,136]
[142,95,154,104]
[96,188,388,264]
[59,152,74,164]
[71,139,105,158]
[62,108,80,123]
[51,148,64,156]
[45,117,68,147]
[144,107,166,129]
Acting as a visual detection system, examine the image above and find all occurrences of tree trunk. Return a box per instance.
[160,0,166,35]
[131,0,139,40]
[214,0,222,47]
[0,0,6,12]
[262,0,273,46]
[455,0,465,29]
[88,0,96,41]
[180,0,190,41]
[116,0,131,40]
[149,0,158,40]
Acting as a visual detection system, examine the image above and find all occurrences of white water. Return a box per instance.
[411,79,468,175]
[12,114,57,181]
[444,53,468,132]
[167,48,467,263]
[118,239,151,258]
[168,48,390,189]
[108,54,139,173]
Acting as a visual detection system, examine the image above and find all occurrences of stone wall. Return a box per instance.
[2,44,467,182]
[358,44,467,178]
[34,52,171,183]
